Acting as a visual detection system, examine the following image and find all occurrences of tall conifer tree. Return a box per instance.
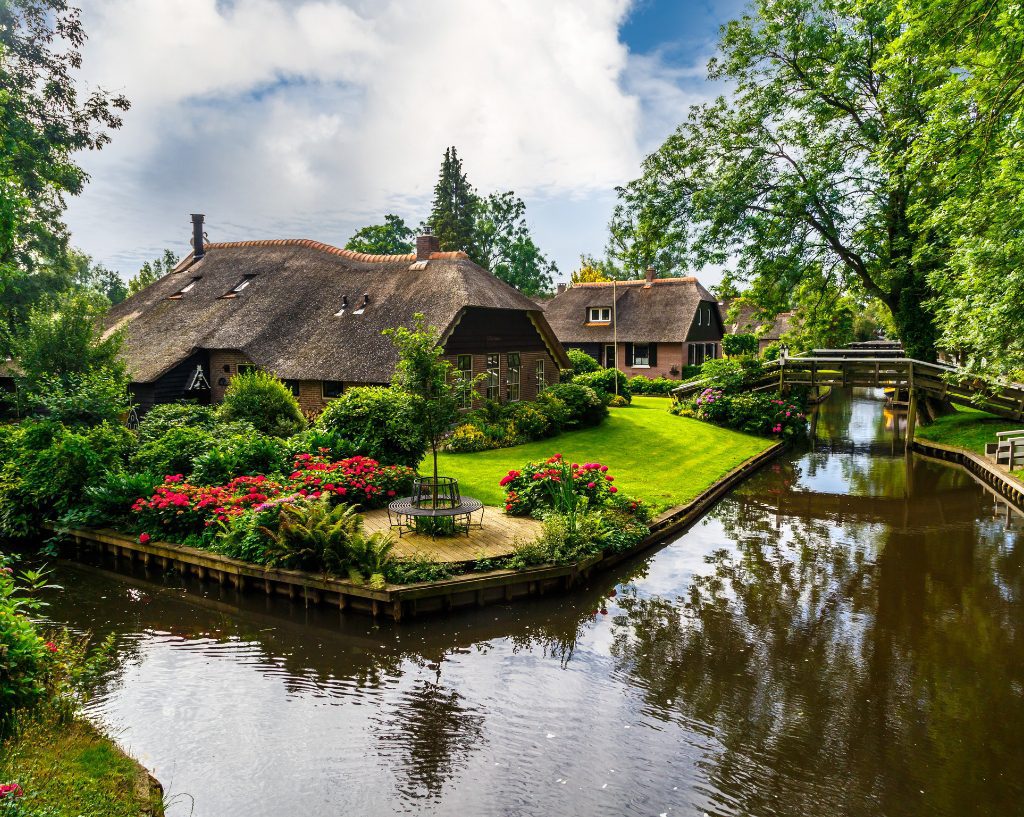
[427,147,479,260]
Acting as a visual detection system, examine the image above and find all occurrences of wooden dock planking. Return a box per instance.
[362,506,541,563]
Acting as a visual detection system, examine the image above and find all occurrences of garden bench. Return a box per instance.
[387,497,485,537]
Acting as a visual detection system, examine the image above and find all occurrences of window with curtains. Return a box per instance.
[535,358,545,392]
[632,344,651,367]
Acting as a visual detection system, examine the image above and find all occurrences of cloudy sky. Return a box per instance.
[67,0,744,285]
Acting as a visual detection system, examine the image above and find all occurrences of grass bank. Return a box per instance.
[430,396,774,512]
[0,717,162,816]
[915,404,1023,454]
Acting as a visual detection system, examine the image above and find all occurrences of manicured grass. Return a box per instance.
[0,717,162,816]
[914,404,1024,454]
[428,396,774,512]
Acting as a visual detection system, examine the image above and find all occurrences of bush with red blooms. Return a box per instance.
[500,454,621,516]
[130,455,415,541]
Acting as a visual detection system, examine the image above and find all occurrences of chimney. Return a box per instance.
[556,283,567,295]
[416,231,440,261]
[645,265,656,285]
[191,213,206,259]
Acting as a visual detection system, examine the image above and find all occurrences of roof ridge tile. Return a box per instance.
[203,239,416,263]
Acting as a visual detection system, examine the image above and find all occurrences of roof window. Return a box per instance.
[222,275,255,298]
[588,306,611,323]
[169,277,201,299]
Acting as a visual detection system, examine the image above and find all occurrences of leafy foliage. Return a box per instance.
[475,191,556,295]
[125,250,178,297]
[130,426,215,479]
[566,347,601,375]
[572,368,631,404]
[217,369,306,437]
[722,333,759,358]
[345,214,415,255]
[191,433,289,486]
[541,383,607,429]
[316,386,427,469]
[427,146,479,259]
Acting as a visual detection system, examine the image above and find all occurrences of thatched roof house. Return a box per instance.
[540,268,724,377]
[106,218,569,413]
[718,298,794,353]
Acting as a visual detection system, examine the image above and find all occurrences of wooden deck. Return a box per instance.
[362,506,542,563]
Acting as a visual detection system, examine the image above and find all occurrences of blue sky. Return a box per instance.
[67,0,744,286]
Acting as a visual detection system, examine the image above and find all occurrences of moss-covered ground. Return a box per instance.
[0,717,162,816]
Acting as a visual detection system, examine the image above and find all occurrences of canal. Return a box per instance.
[45,389,1024,816]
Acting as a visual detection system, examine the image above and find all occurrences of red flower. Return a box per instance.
[0,783,22,799]
[139,533,151,544]
[44,641,58,653]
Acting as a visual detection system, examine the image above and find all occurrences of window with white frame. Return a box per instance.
[633,343,651,367]
[457,355,473,408]
[588,307,612,323]
[486,354,500,401]
[535,358,545,392]
[507,353,521,401]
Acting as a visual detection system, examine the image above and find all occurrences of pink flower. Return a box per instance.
[609,486,618,493]
[0,783,22,799]
[44,641,58,653]
[587,482,596,489]
[138,533,151,544]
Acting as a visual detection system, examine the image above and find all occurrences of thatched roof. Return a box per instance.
[719,299,794,340]
[104,239,568,384]
[540,277,720,343]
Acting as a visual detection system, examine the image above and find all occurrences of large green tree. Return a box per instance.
[345,214,415,255]
[475,192,556,296]
[126,250,179,297]
[611,0,948,361]
[426,146,479,260]
[0,0,129,351]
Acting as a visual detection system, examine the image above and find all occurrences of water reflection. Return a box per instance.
[43,389,1024,817]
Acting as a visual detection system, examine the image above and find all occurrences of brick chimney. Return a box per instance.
[416,231,440,261]
[556,283,567,295]
[191,213,205,259]
[645,265,656,286]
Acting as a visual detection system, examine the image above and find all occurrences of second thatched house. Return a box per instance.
[541,267,724,378]
[718,299,794,354]
[104,216,570,414]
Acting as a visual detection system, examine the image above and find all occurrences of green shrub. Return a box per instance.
[283,427,349,460]
[384,556,454,584]
[535,391,571,430]
[541,383,607,429]
[0,557,50,737]
[628,375,680,395]
[574,369,631,404]
[0,422,136,539]
[609,394,629,407]
[218,370,306,437]
[507,508,608,568]
[698,358,746,392]
[22,368,130,426]
[566,347,601,375]
[315,386,427,468]
[762,341,782,360]
[130,426,216,478]
[191,433,288,485]
[503,401,552,439]
[60,470,162,529]
[444,423,493,453]
[722,332,759,357]
[687,388,807,440]
[136,402,221,444]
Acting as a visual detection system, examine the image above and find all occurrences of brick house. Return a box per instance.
[104,216,570,415]
[541,268,724,378]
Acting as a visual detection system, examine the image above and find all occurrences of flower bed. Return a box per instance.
[673,388,807,440]
[500,454,618,516]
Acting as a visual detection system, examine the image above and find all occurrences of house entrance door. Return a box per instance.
[604,344,616,368]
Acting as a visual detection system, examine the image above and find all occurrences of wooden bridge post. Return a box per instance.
[905,364,921,454]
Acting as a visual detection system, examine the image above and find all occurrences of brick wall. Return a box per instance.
[208,350,255,403]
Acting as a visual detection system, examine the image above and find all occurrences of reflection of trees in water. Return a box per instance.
[611,495,1024,817]
[375,677,484,801]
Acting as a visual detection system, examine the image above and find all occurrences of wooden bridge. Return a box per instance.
[672,347,1024,423]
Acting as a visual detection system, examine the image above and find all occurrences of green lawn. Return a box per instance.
[0,717,163,816]
[914,404,1024,454]
[427,396,773,512]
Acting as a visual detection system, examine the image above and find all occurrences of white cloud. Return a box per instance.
[67,0,723,282]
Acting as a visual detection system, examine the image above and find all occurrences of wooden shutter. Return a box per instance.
[649,343,658,367]
[624,342,634,367]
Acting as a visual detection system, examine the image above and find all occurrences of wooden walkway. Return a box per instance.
[362,506,541,563]
[672,348,1024,422]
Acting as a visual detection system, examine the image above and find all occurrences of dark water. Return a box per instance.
[44,390,1024,817]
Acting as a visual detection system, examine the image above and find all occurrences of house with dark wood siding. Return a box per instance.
[541,267,724,379]
[103,217,570,414]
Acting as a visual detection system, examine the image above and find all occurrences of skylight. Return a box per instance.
[221,275,255,298]
[169,277,201,299]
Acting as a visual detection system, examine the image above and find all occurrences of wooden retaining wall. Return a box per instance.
[56,442,785,622]
[911,438,1024,509]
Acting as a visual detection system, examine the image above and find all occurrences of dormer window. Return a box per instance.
[222,275,255,298]
[169,277,201,299]
[353,293,369,315]
[588,307,611,323]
